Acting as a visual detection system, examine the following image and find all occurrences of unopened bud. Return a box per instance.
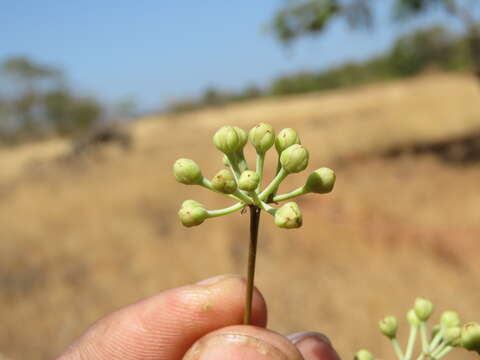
[305,167,336,194]
[234,126,248,150]
[274,202,302,229]
[280,144,309,173]
[178,204,208,227]
[441,311,461,328]
[461,322,480,352]
[444,327,461,347]
[181,199,204,209]
[355,349,374,360]
[238,170,260,192]
[173,158,203,185]
[414,298,434,321]
[213,125,244,155]
[379,316,398,339]
[407,309,421,327]
[275,128,300,153]
[249,122,275,153]
[211,169,237,194]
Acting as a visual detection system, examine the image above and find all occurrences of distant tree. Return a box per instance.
[269,0,480,80]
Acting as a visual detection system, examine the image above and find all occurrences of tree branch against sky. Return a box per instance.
[270,0,480,80]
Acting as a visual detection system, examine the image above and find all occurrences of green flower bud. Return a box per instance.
[355,349,374,360]
[173,158,203,185]
[181,199,204,209]
[305,168,336,194]
[213,125,243,155]
[280,144,309,173]
[222,154,230,166]
[461,322,480,352]
[444,327,462,347]
[211,169,237,194]
[274,202,302,229]
[379,316,398,339]
[407,309,421,327]
[414,298,434,321]
[178,204,208,227]
[234,126,248,150]
[249,122,275,153]
[441,311,461,328]
[275,128,300,153]
[238,170,260,192]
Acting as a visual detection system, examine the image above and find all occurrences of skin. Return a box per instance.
[58,275,341,360]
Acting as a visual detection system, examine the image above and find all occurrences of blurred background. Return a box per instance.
[1,1,480,359]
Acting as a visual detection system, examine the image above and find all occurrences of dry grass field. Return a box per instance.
[1,73,480,359]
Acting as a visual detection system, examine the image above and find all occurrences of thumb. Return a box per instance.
[183,325,303,360]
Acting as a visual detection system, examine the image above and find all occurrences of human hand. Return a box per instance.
[58,274,341,360]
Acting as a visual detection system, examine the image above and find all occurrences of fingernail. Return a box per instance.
[184,333,289,360]
[195,274,241,286]
[287,332,331,346]
[288,332,340,360]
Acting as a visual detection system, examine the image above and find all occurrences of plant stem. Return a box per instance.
[392,338,404,360]
[207,202,246,217]
[405,325,418,360]
[434,346,453,359]
[420,322,429,353]
[244,205,261,325]
[429,329,444,352]
[255,153,265,191]
[259,168,288,201]
[273,186,308,202]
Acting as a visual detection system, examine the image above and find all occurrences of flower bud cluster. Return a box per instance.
[173,123,335,228]
[359,298,480,360]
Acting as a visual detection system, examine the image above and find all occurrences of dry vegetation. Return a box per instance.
[0,73,479,359]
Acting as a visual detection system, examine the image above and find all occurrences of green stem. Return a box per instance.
[255,153,265,191]
[420,322,429,353]
[227,154,242,179]
[259,200,277,216]
[207,202,245,218]
[405,325,418,360]
[430,343,448,359]
[273,186,308,202]
[429,329,444,352]
[237,151,249,171]
[392,338,404,360]
[201,178,242,202]
[244,205,260,325]
[233,189,254,205]
[259,168,288,201]
[434,346,453,359]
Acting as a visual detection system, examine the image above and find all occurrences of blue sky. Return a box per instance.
[1,1,457,110]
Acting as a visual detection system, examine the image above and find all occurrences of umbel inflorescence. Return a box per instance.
[173,123,335,228]
[356,298,480,360]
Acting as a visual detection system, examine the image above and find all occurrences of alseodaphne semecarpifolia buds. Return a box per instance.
[355,349,374,360]
[305,168,336,194]
[213,125,245,155]
[379,316,398,339]
[414,297,434,321]
[280,144,309,173]
[174,123,334,229]
[461,322,480,353]
[441,311,461,328]
[249,122,275,153]
[238,170,260,192]
[178,201,208,227]
[274,202,302,229]
[275,128,300,153]
[173,158,203,185]
[211,169,237,194]
[407,309,421,327]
